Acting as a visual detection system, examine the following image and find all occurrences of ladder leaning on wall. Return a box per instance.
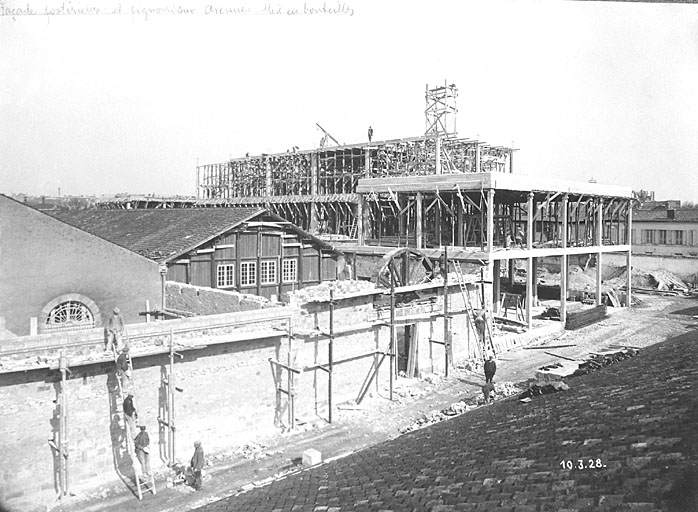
[113,339,156,500]
[451,261,494,360]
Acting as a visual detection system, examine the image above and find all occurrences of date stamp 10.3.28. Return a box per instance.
[560,459,607,470]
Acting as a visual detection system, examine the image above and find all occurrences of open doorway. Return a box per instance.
[396,324,417,377]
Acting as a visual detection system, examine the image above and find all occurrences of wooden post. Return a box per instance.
[526,192,534,326]
[59,352,69,496]
[493,260,501,313]
[531,257,539,307]
[389,259,395,401]
[328,287,334,423]
[435,135,441,175]
[416,192,423,249]
[443,246,450,377]
[596,199,603,306]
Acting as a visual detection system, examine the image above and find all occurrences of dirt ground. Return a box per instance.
[45,293,698,512]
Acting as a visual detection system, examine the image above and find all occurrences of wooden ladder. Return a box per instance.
[114,344,157,499]
[452,261,494,359]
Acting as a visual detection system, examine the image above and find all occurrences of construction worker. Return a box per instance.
[123,393,138,441]
[481,381,495,404]
[190,441,205,491]
[474,309,487,346]
[484,353,497,384]
[134,425,151,477]
[116,347,131,392]
[515,227,525,248]
[106,307,125,353]
[368,125,373,142]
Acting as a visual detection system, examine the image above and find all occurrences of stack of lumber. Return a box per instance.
[564,305,607,330]
[572,346,640,376]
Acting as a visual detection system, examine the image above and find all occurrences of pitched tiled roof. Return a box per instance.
[49,208,266,262]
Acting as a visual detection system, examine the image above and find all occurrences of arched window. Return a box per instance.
[44,300,95,332]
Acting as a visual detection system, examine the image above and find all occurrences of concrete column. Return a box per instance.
[509,148,514,174]
[364,147,372,178]
[493,260,501,313]
[486,189,495,253]
[475,142,481,172]
[398,195,406,245]
[526,192,534,326]
[508,259,515,286]
[356,199,365,245]
[560,194,569,324]
[416,192,423,249]
[456,203,464,246]
[531,257,539,306]
[626,200,632,307]
[596,198,603,306]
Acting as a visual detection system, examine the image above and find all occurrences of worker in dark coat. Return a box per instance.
[484,354,497,384]
[190,441,205,491]
[134,425,151,477]
[368,125,373,142]
[123,393,138,441]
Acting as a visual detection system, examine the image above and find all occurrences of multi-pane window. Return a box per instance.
[642,229,654,244]
[45,301,94,331]
[217,264,235,288]
[240,261,257,286]
[260,259,277,285]
[675,230,684,245]
[282,258,298,283]
[658,230,667,245]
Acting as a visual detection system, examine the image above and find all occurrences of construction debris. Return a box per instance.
[398,381,524,434]
[572,347,640,376]
[287,280,378,303]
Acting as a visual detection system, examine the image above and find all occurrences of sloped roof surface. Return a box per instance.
[49,208,265,262]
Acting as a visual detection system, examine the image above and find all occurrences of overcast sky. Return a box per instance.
[1,0,697,201]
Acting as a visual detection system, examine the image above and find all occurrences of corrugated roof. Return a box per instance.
[49,208,266,262]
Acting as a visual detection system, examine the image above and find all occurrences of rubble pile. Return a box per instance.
[234,442,271,460]
[287,280,377,303]
[398,381,524,434]
[518,380,570,400]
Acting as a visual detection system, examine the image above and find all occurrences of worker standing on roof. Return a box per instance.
[368,125,373,142]
[116,347,132,392]
[106,307,125,353]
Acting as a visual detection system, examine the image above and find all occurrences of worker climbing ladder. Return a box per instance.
[112,339,156,499]
[451,261,495,359]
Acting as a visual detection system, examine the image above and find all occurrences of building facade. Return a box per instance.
[0,194,161,337]
[51,208,345,301]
